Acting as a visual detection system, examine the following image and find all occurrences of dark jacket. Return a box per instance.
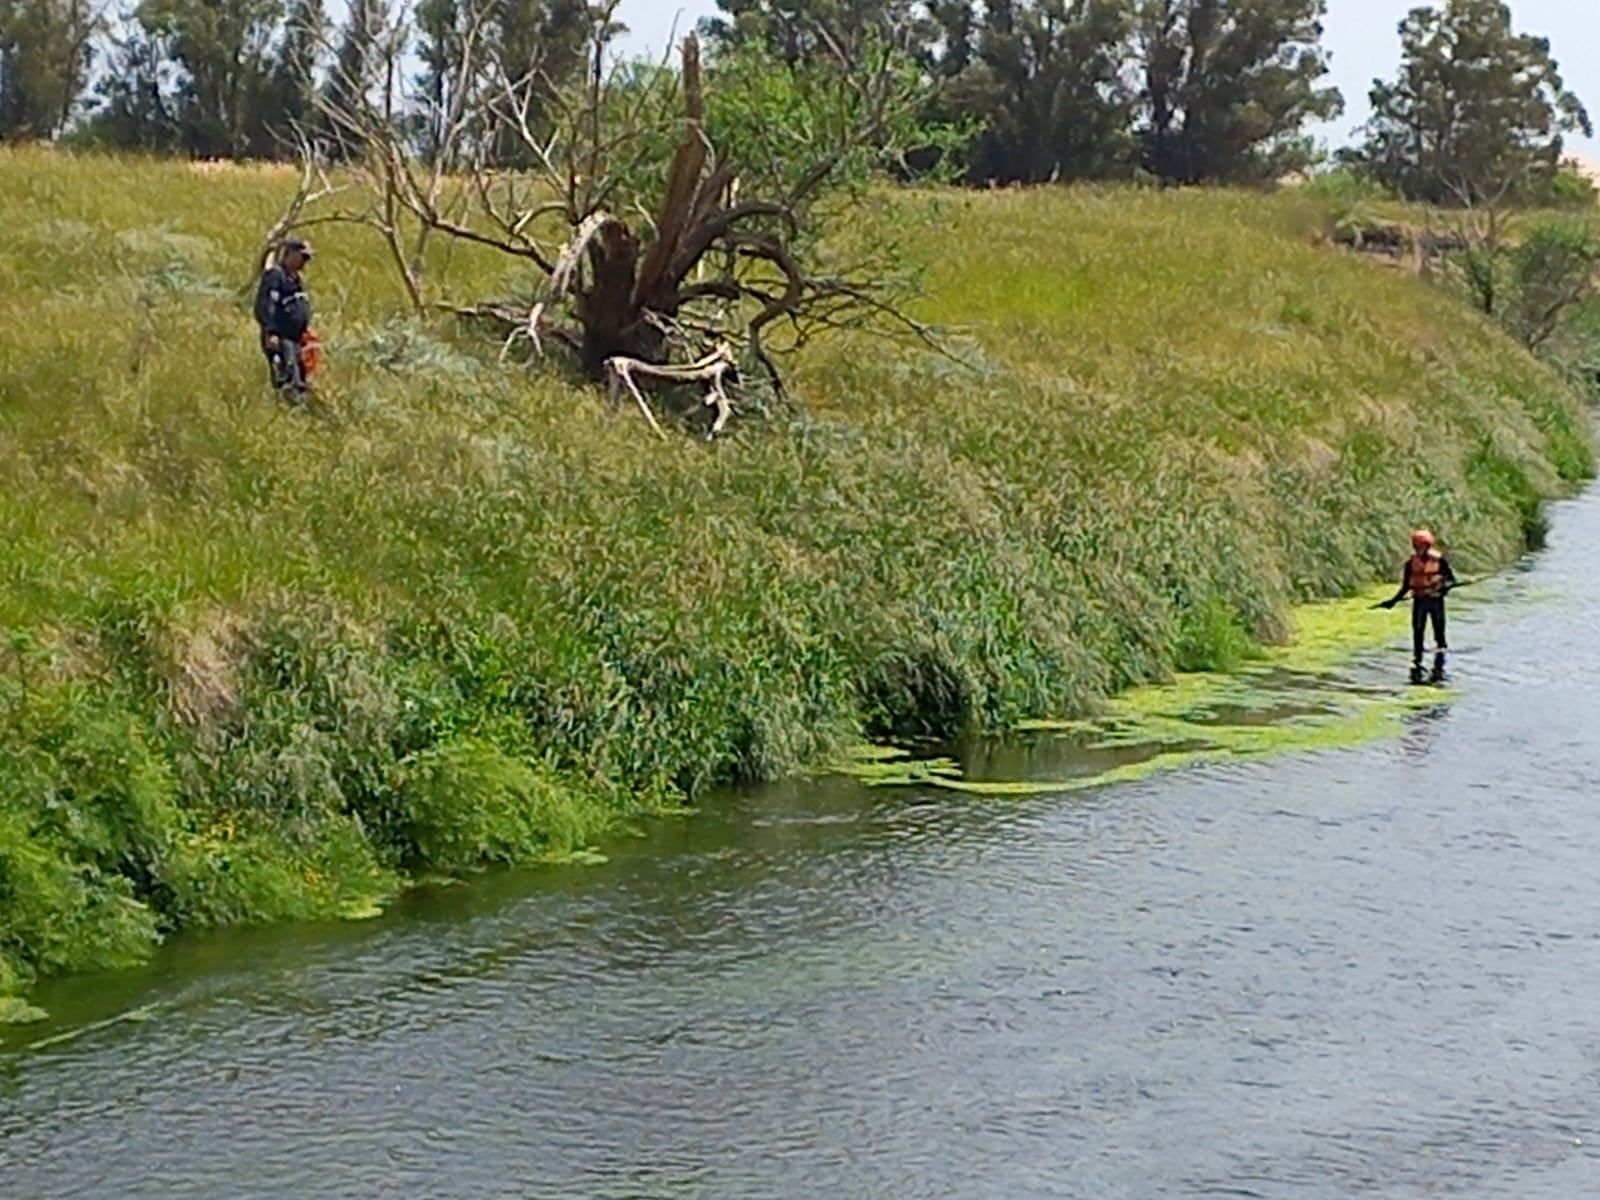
[254,265,312,341]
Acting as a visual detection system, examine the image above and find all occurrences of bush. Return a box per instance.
[392,738,600,871]
[1550,160,1599,210]
[0,686,179,987]
[1302,165,1398,207]
[1500,220,1600,351]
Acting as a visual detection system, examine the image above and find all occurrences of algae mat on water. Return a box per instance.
[831,583,1470,797]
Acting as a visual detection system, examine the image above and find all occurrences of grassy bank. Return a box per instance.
[0,147,1592,1013]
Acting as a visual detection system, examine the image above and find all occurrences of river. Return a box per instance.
[5,489,1600,1199]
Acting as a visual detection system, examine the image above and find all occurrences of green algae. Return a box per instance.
[19,1004,159,1052]
[822,745,962,782]
[832,583,1463,798]
[0,996,49,1025]
[542,847,611,867]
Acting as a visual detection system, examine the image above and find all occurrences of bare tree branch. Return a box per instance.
[254,131,353,281]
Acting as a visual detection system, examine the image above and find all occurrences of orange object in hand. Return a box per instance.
[301,329,323,378]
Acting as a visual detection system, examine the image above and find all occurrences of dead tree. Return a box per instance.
[253,139,352,281]
[274,1,955,435]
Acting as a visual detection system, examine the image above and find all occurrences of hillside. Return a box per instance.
[0,147,1592,1011]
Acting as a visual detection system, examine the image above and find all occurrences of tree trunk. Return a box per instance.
[575,221,665,377]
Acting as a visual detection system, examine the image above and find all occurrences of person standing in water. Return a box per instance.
[1381,528,1458,680]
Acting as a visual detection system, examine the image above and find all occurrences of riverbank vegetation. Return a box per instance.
[2,141,1594,1012]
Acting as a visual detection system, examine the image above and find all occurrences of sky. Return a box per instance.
[612,0,1600,163]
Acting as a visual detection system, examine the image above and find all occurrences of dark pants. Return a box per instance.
[1411,595,1447,663]
[262,334,307,394]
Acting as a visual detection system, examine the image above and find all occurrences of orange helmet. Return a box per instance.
[1411,528,1434,549]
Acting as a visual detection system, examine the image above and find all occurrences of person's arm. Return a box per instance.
[1382,561,1410,608]
[254,268,281,337]
[1440,556,1458,591]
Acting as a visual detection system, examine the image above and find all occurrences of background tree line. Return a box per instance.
[0,0,1591,201]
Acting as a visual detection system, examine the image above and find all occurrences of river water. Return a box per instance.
[5,491,1600,1200]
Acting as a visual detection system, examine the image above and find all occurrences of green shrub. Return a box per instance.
[392,738,598,870]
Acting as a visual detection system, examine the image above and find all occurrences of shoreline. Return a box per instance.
[1,550,1565,1038]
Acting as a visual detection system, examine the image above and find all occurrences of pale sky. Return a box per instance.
[613,0,1600,161]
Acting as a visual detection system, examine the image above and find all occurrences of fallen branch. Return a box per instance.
[604,343,738,440]
[435,300,583,357]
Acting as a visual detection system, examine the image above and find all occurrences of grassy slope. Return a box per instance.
[0,148,1592,1006]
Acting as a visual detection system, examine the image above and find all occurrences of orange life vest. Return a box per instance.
[1407,550,1444,598]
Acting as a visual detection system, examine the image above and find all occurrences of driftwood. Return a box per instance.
[605,344,737,440]
[1331,221,1471,259]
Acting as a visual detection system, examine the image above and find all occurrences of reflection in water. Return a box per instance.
[5,497,1600,1200]
[1399,697,1454,760]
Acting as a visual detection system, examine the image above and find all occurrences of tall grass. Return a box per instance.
[1,148,1592,1004]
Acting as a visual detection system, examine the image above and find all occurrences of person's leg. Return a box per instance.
[1423,598,1448,681]
[262,333,285,387]
[281,338,305,394]
[1411,600,1426,665]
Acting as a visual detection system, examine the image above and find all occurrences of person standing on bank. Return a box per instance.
[254,237,314,397]
[1380,528,1458,679]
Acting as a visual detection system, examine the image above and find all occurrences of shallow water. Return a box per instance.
[5,494,1600,1199]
